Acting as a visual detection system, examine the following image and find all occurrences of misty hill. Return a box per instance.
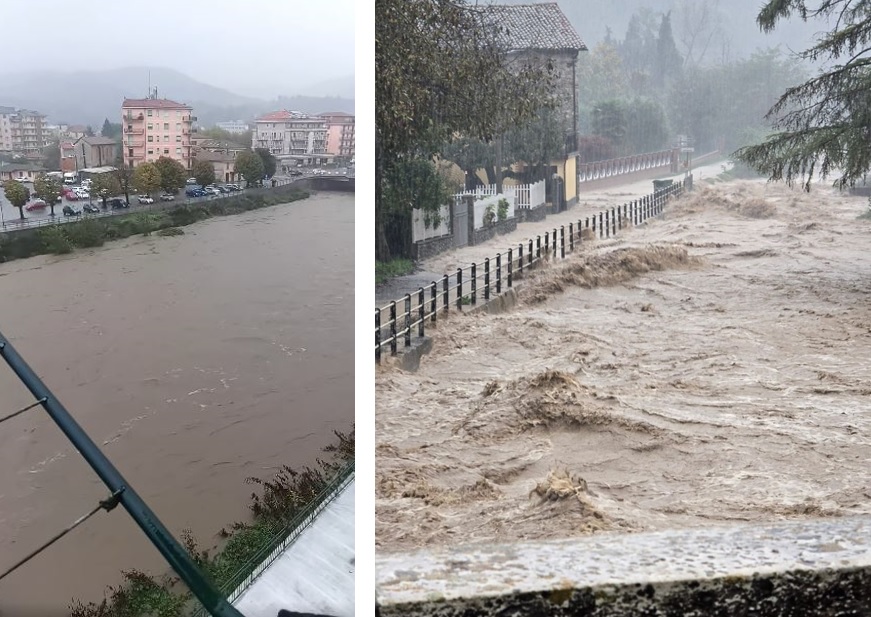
[499,0,823,62]
[302,74,355,99]
[0,66,354,127]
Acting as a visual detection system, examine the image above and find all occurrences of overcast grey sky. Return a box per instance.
[0,0,354,99]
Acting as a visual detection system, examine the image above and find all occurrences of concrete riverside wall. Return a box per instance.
[377,516,871,616]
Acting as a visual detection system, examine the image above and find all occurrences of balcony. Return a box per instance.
[125,113,145,122]
[124,127,144,135]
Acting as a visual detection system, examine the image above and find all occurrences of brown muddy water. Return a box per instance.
[376,180,871,553]
[0,192,354,612]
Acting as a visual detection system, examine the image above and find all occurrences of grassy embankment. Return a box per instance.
[0,187,310,263]
[69,428,354,617]
[375,258,414,285]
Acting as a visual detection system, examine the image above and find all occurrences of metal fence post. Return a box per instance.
[390,301,397,355]
[484,257,491,301]
[612,208,617,235]
[430,282,437,323]
[605,210,610,238]
[375,309,381,362]
[507,248,513,287]
[536,236,541,260]
[443,275,449,313]
[471,263,477,305]
[404,294,412,347]
[418,288,425,337]
[544,232,549,256]
[569,222,574,251]
[560,226,565,258]
[496,253,502,294]
[456,268,462,310]
[518,244,524,275]
[599,212,604,238]
[528,239,533,265]
[591,215,596,236]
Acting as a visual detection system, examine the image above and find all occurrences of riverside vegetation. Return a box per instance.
[69,428,354,617]
[0,186,310,263]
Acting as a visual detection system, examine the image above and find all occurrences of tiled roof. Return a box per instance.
[256,109,312,122]
[122,98,192,110]
[0,161,46,172]
[484,3,587,52]
[80,136,117,146]
[67,124,88,132]
[196,151,236,163]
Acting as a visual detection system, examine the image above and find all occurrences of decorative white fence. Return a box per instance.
[412,203,451,242]
[578,150,676,184]
[514,179,546,210]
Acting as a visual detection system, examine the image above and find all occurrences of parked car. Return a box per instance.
[185,188,205,198]
[289,169,303,176]
[203,186,220,196]
[138,195,155,205]
[109,198,128,210]
[215,186,229,194]
[224,184,241,192]
[25,199,47,211]
[64,191,79,201]
[82,203,101,214]
[160,193,175,202]
[63,205,81,216]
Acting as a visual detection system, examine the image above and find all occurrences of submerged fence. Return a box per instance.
[375,177,689,362]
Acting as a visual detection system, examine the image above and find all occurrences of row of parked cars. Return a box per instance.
[185,184,244,198]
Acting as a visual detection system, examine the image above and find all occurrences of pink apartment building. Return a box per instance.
[121,98,196,169]
[319,112,355,158]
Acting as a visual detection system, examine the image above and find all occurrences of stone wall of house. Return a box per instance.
[413,234,455,261]
[510,49,579,141]
[472,217,517,245]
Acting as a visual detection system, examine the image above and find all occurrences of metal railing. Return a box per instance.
[376,178,689,362]
[191,461,355,616]
[578,149,675,183]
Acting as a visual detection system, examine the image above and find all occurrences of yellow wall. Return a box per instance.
[564,155,577,203]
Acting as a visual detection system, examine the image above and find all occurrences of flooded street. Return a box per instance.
[376,180,871,552]
[0,192,354,611]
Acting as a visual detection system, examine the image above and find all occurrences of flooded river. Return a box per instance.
[0,192,354,612]
[376,180,871,552]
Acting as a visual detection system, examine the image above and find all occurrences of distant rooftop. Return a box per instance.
[318,111,354,117]
[79,136,117,146]
[122,98,192,110]
[0,161,46,172]
[256,110,319,122]
[484,3,587,52]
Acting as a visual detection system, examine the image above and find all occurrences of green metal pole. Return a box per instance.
[0,332,244,617]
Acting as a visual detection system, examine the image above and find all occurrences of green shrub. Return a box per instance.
[39,225,73,254]
[497,198,509,222]
[66,219,106,248]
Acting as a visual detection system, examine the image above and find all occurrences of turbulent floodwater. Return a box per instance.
[0,193,354,612]
[376,180,871,552]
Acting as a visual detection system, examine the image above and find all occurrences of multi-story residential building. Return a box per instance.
[0,107,15,152]
[319,112,355,159]
[121,97,195,169]
[0,108,51,158]
[215,120,250,134]
[74,136,118,170]
[253,110,330,166]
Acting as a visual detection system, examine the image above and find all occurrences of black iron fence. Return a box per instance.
[375,177,690,362]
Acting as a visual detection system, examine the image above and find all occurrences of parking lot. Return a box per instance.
[0,174,320,232]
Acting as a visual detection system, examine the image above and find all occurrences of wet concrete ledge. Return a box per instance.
[376,516,871,616]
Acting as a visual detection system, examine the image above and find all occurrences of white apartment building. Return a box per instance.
[253,110,330,166]
[215,120,250,134]
[0,107,50,158]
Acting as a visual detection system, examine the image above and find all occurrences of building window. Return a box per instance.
[176,147,182,154]
[163,123,169,130]
[148,149,153,155]
[176,123,181,130]
[163,148,169,154]
[147,110,153,117]
[147,123,153,130]
[148,136,153,142]
[128,148,133,157]
[176,135,181,142]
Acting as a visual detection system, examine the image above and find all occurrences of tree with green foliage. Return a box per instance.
[100,118,122,139]
[234,150,264,187]
[3,179,30,220]
[42,140,61,170]
[192,159,217,189]
[592,100,628,150]
[504,106,565,182]
[254,148,277,178]
[735,0,871,188]
[655,12,683,84]
[200,126,252,147]
[376,0,558,261]
[113,153,133,205]
[90,173,122,208]
[625,98,670,154]
[85,125,95,137]
[33,174,62,216]
[577,42,632,132]
[132,162,162,196]
[440,138,497,190]
[154,156,187,194]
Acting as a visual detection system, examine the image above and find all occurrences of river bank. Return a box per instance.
[0,191,354,612]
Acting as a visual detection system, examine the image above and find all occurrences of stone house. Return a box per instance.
[484,3,587,206]
[73,136,118,170]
